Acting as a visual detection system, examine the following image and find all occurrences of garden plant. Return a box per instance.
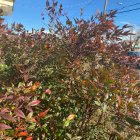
[0,0,140,139]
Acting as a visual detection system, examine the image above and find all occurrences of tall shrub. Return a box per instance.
[0,0,140,139]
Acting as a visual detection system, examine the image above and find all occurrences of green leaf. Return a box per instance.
[125,115,140,126]
[28,123,36,130]
[102,104,107,112]
[18,82,25,88]
[66,133,72,139]
[64,120,70,127]
[72,136,82,140]
[94,101,101,106]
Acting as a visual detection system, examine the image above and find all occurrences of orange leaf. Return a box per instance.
[31,41,35,47]
[107,20,115,30]
[38,109,49,118]
[82,80,87,86]
[26,136,33,140]
[14,126,24,136]
[67,114,75,121]
[31,117,37,123]
[44,44,50,49]
[16,126,24,131]
[31,82,40,91]
[73,59,80,67]
[117,95,121,107]
[18,131,28,137]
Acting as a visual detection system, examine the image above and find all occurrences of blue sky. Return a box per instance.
[3,0,140,30]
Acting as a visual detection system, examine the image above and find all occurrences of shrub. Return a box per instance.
[0,0,140,139]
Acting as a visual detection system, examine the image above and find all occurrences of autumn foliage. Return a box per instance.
[0,0,140,139]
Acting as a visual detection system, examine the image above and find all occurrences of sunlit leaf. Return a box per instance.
[31,82,40,91]
[67,114,75,121]
[28,100,41,106]
[18,82,25,88]
[72,136,82,140]
[26,112,33,120]
[64,120,70,127]
[102,104,107,112]
[45,89,51,94]
[94,101,101,106]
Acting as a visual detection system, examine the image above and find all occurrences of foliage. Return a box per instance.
[0,0,140,139]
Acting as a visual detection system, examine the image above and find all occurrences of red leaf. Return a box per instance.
[0,108,9,113]
[45,89,51,94]
[28,100,41,106]
[14,108,25,118]
[38,109,49,118]
[0,123,12,130]
[91,23,95,27]
[1,113,16,122]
